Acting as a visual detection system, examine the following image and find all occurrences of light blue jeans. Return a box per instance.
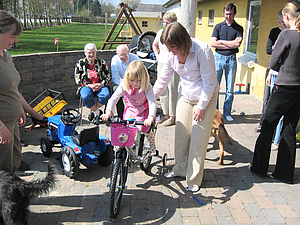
[80,86,110,108]
[271,73,283,145]
[215,52,237,117]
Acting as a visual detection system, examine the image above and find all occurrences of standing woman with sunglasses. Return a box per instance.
[250,1,300,184]
[0,10,26,173]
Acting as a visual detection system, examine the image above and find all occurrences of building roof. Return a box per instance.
[136,3,167,13]
[163,0,181,8]
[127,11,162,18]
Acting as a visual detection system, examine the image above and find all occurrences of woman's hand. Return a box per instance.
[87,83,103,92]
[18,109,26,126]
[144,116,154,127]
[92,83,103,92]
[193,108,205,122]
[0,125,13,145]
[101,111,112,121]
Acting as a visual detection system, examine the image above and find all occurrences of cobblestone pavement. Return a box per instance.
[16,83,300,225]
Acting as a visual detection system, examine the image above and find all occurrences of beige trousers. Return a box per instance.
[0,119,22,174]
[157,62,180,117]
[172,92,218,188]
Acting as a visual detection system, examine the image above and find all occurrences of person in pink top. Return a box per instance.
[102,60,157,156]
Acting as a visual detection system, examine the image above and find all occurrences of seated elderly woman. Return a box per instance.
[74,43,111,121]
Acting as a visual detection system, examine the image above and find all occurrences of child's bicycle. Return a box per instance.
[107,117,167,219]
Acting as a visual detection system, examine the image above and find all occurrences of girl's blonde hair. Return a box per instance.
[283,1,300,31]
[123,60,149,92]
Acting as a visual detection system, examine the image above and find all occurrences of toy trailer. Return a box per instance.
[29,89,68,117]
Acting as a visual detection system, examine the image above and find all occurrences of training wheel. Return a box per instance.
[162,153,167,166]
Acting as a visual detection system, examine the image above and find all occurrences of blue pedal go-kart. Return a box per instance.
[40,108,113,178]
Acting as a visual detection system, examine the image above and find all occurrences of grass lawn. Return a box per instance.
[9,23,124,55]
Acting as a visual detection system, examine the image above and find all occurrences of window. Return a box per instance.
[208,9,214,26]
[198,10,203,25]
[246,1,261,55]
[142,21,148,27]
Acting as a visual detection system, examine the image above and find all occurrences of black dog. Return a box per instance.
[0,163,56,225]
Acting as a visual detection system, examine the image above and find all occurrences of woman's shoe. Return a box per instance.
[162,119,175,127]
[188,185,200,192]
[267,173,293,184]
[158,117,168,124]
[254,125,261,132]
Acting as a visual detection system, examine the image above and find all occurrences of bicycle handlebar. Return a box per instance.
[109,117,156,133]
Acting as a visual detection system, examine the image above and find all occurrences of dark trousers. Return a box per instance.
[259,67,270,125]
[251,85,300,182]
[113,85,124,118]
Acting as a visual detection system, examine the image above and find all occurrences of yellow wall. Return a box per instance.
[195,0,286,101]
[126,17,160,36]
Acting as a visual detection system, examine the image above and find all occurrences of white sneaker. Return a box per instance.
[225,115,234,122]
[188,186,200,192]
[164,171,177,178]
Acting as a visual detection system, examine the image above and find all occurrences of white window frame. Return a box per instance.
[208,9,214,26]
[198,10,203,25]
[245,0,261,57]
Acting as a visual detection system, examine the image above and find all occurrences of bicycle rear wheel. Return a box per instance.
[108,156,126,219]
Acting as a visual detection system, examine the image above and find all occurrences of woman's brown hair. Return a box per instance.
[0,10,23,35]
[160,22,192,58]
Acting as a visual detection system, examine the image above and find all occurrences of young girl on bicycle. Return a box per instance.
[102,60,157,156]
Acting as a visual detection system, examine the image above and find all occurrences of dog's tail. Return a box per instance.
[23,163,56,199]
[219,124,233,145]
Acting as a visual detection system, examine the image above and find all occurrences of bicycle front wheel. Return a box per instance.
[108,157,125,219]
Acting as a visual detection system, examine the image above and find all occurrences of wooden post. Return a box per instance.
[105,13,108,40]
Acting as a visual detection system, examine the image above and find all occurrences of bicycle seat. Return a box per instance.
[72,126,99,146]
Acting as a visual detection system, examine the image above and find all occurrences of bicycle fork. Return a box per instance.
[108,147,129,189]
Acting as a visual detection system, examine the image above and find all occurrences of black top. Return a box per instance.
[266,27,281,55]
[212,20,244,56]
[269,29,300,86]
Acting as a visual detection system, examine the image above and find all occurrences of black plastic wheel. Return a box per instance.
[88,111,94,122]
[98,144,114,167]
[40,137,53,157]
[108,157,125,219]
[162,153,167,166]
[60,146,79,178]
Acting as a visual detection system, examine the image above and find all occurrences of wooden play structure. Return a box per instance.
[100,3,142,50]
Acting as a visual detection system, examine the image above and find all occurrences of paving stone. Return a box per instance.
[263,209,285,224]
[16,80,300,224]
